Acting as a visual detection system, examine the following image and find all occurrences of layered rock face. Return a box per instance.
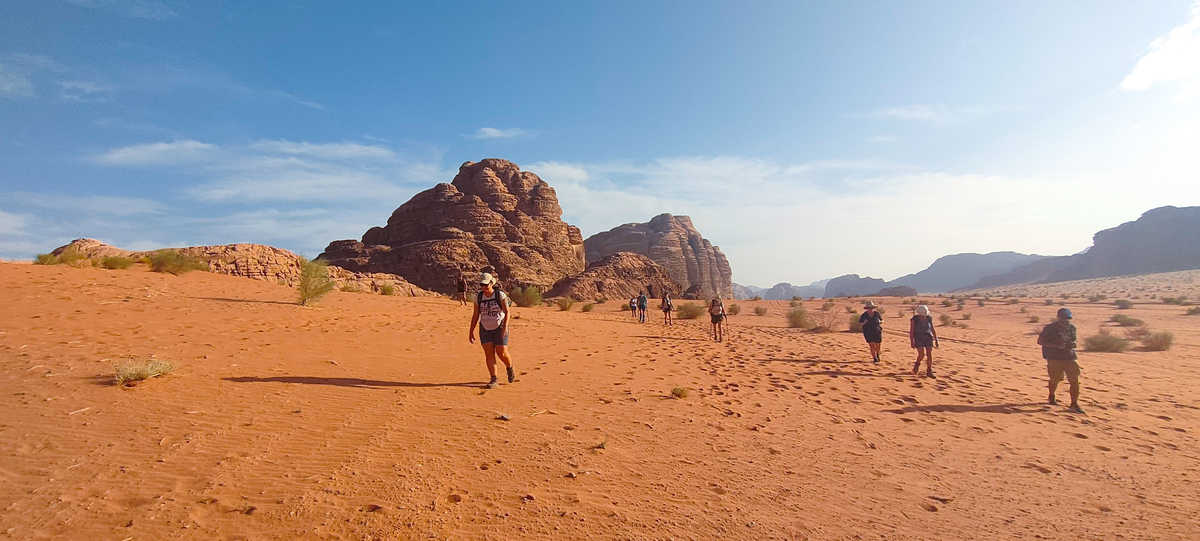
[547,252,681,301]
[824,274,887,298]
[584,214,732,299]
[50,239,433,295]
[320,159,585,293]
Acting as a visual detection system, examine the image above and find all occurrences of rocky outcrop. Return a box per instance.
[49,239,434,295]
[319,159,585,293]
[584,214,732,299]
[761,281,827,300]
[732,283,765,300]
[546,252,681,302]
[888,252,1048,293]
[824,274,887,297]
[873,285,918,297]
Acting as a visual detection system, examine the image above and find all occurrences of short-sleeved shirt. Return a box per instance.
[477,290,509,331]
[859,311,883,332]
[637,295,648,308]
[1038,320,1077,361]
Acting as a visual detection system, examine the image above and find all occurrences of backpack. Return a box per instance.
[477,289,508,331]
[709,299,724,315]
[1038,322,1076,361]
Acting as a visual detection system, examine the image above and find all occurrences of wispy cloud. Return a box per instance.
[64,0,178,20]
[59,80,115,102]
[867,135,898,143]
[1120,1,1200,94]
[468,127,528,139]
[0,64,34,98]
[6,192,165,216]
[248,140,395,160]
[0,210,28,236]
[92,140,217,165]
[856,105,1007,123]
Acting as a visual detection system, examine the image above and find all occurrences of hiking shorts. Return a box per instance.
[913,334,935,348]
[863,329,882,343]
[479,326,508,346]
[711,314,725,324]
[1047,359,1080,386]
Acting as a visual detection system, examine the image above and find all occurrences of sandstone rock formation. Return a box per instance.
[50,239,433,296]
[824,274,887,298]
[888,252,1048,293]
[319,159,585,293]
[873,285,918,297]
[546,252,681,301]
[584,214,732,299]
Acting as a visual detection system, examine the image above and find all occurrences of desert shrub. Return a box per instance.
[339,283,360,293]
[787,307,812,329]
[1162,296,1188,305]
[791,296,803,301]
[619,303,630,311]
[1087,295,1106,303]
[750,296,762,301]
[677,303,705,319]
[1007,298,1020,305]
[1141,331,1174,351]
[938,314,954,327]
[114,359,174,386]
[594,297,607,304]
[148,251,208,275]
[556,298,576,311]
[1113,299,1133,310]
[1060,293,1070,299]
[1019,306,1029,313]
[727,303,741,315]
[379,283,396,296]
[1027,315,1040,323]
[1186,306,1200,316]
[1044,299,1055,306]
[1108,314,1144,327]
[813,309,839,332]
[510,286,542,307]
[820,301,835,311]
[33,253,56,265]
[297,258,336,305]
[34,248,86,266]
[671,387,689,399]
[789,300,802,307]
[941,299,953,307]
[1124,327,1151,341]
[1084,330,1129,353]
[753,306,767,316]
[577,303,593,313]
[977,299,986,307]
[848,314,863,332]
[961,313,972,320]
[100,256,134,270]
[844,306,855,313]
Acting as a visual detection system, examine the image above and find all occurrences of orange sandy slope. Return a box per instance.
[0,262,1197,540]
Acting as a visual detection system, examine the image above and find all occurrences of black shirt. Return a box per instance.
[859,311,883,332]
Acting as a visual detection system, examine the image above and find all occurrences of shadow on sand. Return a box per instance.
[189,296,297,306]
[884,402,1048,414]
[757,358,868,365]
[223,376,486,389]
[801,369,896,378]
[631,335,707,341]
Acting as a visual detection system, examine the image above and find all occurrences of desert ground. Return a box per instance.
[1,263,1198,540]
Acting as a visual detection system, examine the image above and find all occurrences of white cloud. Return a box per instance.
[1121,1,1200,93]
[0,64,35,98]
[59,80,115,102]
[249,140,395,160]
[65,0,178,20]
[0,210,28,235]
[856,105,1010,123]
[468,127,528,139]
[6,192,165,216]
[92,140,217,165]
[867,135,898,143]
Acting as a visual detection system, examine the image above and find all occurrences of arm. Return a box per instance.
[468,300,480,343]
[499,293,510,336]
[909,318,916,347]
[931,318,939,347]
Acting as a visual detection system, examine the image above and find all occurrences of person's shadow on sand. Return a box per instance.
[223,376,486,389]
[884,402,1048,414]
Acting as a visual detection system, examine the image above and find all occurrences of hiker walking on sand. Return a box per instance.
[1038,308,1083,413]
[455,274,468,307]
[909,305,939,377]
[859,301,884,363]
[468,273,515,389]
[629,297,639,319]
[709,297,727,342]
[637,292,648,323]
[661,292,674,325]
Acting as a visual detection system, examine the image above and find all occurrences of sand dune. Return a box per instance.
[1,263,1197,539]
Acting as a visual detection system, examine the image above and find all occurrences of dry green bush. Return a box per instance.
[939,314,955,327]
[1161,296,1188,305]
[556,298,576,311]
[149,251,208,275]
[1007,298,1020,305]
[114,359,174,386]
[1186,306,1200,316]
[676,303,705,319]
[339,283,360,293]
[753,306,768,316]
[100,256,134,269]
[671,387,689,399]
[510,286,542,307]
[1109,314,1144,327]
[379,283,396,296]
[298,258,336,306]
[1141,331,1174,351]
[1113,299,1133,310]
[848,314,863,332]
[727,303,741,315]
[581,303,594,312]
[961,313,972,320]
[787,307,812,329]
[1044,299,1055,306]
[1084,330,1129,352]
[1028,315,1040,323]
[820,301,835,311]
[1124,327,1151,341]
[750,296,763,301]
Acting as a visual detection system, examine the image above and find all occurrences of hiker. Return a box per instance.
[661,292,674,325]
[637,292,648,323]
[709,297,726,342]
[1038,308,1083,413]
[909,305,939,377]
[629,297,639,319]
[455,273,468,307]
[468,273,515,389]
[859,301,884,363]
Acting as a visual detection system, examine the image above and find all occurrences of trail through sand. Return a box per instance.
[1,263,1197,539]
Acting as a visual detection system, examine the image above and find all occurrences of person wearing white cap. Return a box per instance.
[468,272,515,389]
[909,305,939,377]
[858,301,884,363]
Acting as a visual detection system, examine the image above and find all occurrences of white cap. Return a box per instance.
[479,272,496,285]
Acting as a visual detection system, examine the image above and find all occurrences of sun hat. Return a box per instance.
[916,305,930,316]
[1057,307,1072,320]
[479,272,496,285]
[864,301,877,309]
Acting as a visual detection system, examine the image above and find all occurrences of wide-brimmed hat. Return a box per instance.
[864,301,878,309]
[479,272,496,285]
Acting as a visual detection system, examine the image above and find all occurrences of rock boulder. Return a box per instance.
[584,214,732,299]
[547,252,682,301]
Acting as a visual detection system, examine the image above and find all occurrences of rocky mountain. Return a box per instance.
[584,213,732,299]
[319,159,585,294]
[873,285,917,297]
[888,252,1049,293]
[732,283,765,299]
[965,206,1200,289]
[50,239,432,295]
[760,282,826,300]
[824,274,887,297]
[547,252,681,302]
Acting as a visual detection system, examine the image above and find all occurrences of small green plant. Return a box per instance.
[34,248,87,266]
[676,303,705,319]
[1087,295,1106,303]
[1028,315,1040,323]
[1186,306,1200,316]
[619,303,631,311]
[727,303,741,315]
[787,307,812,329]
[581,303,594,312]
[1162,296,1188,305]
[1141,331,1174,351]
[961,313,972,320]
[1084,330,1129,353]
[100,256,134,270]
[941,299,953,307]
[848,314,863,332]
[148,251,208,275]
[791,296,803,301]
[297,258,336,306]
[670,387,689,399]
[510,286,542,307]
[789,300,802,307]
[1044,299,1055,306]
[114,358,174,386]
[938,314,954,327]
[1124,327,1151,341]
[379,283,396,296]
[1007,298,1020,305]
[813,309,839,332]
[1113,299,1133,310]
[753,306,767,316]
[556,298,576,311]
[977,299,986,307]
[339,283,360,293]
[1109,314,1144,327]
[821,301,835,311]
[1019,306,1029,313]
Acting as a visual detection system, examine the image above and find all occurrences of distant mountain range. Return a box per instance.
[734,206,1200,298]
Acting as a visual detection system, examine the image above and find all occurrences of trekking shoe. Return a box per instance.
[506,365,515,384]
[925,371,936,379]
[912,364,921,375]
[1048,397,1058,405]
[486,377,498,389]
[873,355,879,364]
[1067,404,1085,414]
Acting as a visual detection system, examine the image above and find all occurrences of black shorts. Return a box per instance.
[711,314,725,324]
[913,334,934,348]
[863,329,882,343]
[479,326,508,346]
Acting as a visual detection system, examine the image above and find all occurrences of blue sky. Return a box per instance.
[2,1,1199,286]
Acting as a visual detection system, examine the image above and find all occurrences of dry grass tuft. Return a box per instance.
[114,359,174,386]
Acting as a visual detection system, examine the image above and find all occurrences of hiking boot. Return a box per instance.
[912,364,921,375]
[506,365,515,384]
[925,371,936,379]
[1048,396,1057,405]
[486,377,498,389]
[1067,404,1085,414]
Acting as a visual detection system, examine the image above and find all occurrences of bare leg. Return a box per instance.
[913,349,924,374]
[482,343,498,380]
